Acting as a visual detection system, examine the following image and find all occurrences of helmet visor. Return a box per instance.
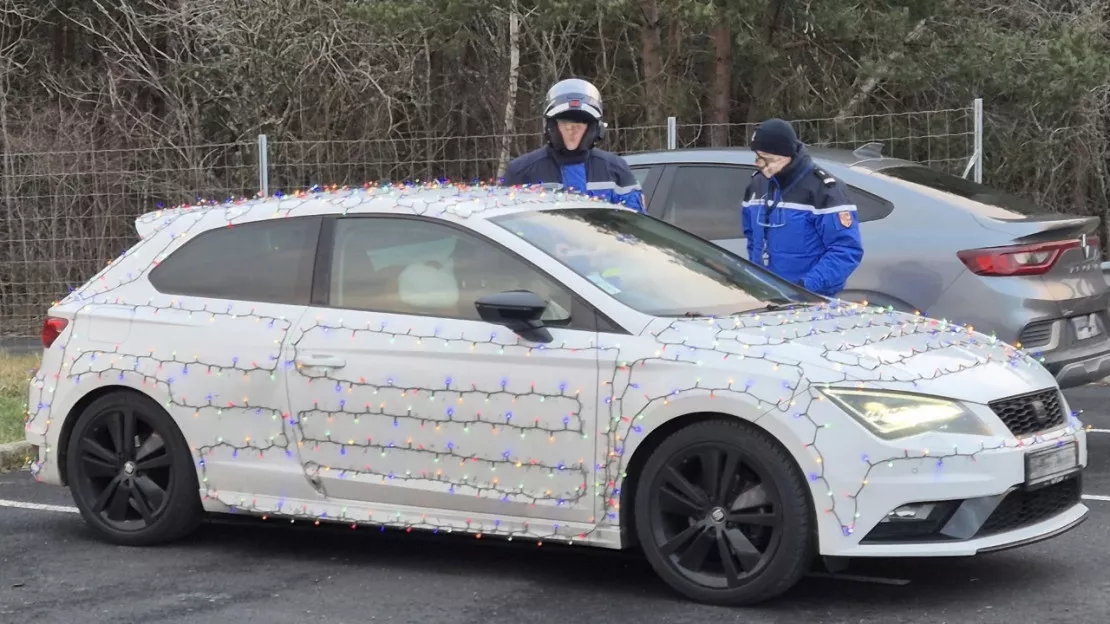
[545,92,602,120]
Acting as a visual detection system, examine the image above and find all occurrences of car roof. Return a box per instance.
[621,146,918,172]
[134,182,627,239]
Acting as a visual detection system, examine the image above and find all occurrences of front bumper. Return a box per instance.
[828,496,1088,558]
[811,391,1088,559]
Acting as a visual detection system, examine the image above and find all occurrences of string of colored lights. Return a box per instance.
[24,181,1086,548]
[597,306,1071,538]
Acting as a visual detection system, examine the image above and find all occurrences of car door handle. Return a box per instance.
[295,354,347,368]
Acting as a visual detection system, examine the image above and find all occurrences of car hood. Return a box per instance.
[644,303,1058,405]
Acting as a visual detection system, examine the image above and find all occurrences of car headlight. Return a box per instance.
[818,388,991,439]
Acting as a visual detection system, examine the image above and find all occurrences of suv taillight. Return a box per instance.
[957,237,1098,276]
[41,316,68,348]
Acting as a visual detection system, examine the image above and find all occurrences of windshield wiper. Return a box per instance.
[735,300,816,314]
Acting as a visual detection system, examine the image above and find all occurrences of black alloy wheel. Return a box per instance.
[66,391,202,545]
[634,419,814,606]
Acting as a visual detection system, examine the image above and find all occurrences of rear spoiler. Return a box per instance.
[982,214,1101,244]
[1007,213,1101,243]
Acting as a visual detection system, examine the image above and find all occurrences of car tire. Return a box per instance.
[65,391,203,546]
[633,418,815,606]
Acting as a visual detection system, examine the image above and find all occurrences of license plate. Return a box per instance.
[1071,313,1101,340]
[1025,441,1079,487]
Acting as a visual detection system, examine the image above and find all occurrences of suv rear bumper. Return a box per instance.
[1041,338,1110,388]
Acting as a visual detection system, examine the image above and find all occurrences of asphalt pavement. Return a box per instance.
[2,385,1110,624]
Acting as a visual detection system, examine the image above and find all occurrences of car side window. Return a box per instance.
[845,187,894,222]
[148,216,321,304]
[327,217,581,327]
[662,165,749,240]
[663,165,892,241]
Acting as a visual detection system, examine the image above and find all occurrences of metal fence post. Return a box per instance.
[973,98,983,184]
[666,116,677,150]
[257,134,269,197]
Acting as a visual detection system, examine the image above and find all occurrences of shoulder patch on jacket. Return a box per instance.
[813,167,837,187]
[838,211,853,228]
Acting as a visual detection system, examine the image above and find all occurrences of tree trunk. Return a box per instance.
[835,19,928,122]
[709,19,733,147]
[638,0,665,125]
[496,5,521,180]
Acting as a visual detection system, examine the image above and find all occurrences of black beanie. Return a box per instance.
[750,118,800,157]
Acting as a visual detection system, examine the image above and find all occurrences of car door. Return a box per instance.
[654,164,754,257]
[628,164,663,206]
[656,163,895,262]
[284,214,604,527]
[140,214,321,499]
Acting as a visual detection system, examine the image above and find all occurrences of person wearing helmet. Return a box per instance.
[740,118,864,297]
[502,78,644,212]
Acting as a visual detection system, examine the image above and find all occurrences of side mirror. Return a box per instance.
[474,290,553,343]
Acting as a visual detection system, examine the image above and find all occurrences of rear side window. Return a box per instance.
[846,187,894,222]
[149,216,321,304]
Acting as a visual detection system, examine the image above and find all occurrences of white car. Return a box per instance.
[25,183,1089,606]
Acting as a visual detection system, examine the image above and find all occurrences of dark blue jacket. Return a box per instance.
[503,146,644,211]
[740,147,864,296]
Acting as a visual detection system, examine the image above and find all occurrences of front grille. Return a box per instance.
[1017,321,1054,348]
[974,475,1081,538]
[988,389,1066,437]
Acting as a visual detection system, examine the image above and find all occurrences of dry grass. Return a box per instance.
[0,351,41,445]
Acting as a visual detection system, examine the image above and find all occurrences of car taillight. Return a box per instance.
[41,316,68,348]
[957,237,1098,276]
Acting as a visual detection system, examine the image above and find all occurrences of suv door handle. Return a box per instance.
[295,354,347,368]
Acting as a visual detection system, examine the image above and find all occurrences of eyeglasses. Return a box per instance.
[754,153,787,170]
[753,191,788,228]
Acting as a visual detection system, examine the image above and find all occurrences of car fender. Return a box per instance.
[613,391,819,512]
[618,392,811,462]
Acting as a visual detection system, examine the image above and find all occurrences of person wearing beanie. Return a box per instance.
[740,118,864,296]
[502,78,644,211]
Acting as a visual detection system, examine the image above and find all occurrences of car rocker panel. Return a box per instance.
[22,183,1090,606]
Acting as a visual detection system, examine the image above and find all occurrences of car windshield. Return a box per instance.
[871,165,1043,218]
[489,208,824,317]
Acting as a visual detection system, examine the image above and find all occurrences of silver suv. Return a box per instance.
[623,147,1110,388]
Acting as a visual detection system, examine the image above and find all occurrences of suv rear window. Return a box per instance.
[875,165,1041,216]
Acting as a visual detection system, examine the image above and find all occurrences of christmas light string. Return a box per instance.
[23,181,1086,547]
[283,319,607,515]
[597,307,1075,538]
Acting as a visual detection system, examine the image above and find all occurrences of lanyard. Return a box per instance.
[760,163,814,264]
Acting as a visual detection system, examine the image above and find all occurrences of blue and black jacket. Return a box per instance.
[503,146,644,212]
[740,147,864,296]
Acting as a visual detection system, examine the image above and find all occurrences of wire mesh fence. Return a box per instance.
[674,107,979,176]
[0,104,979,342]
[266,123,675,191]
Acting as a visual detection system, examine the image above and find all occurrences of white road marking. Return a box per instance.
[806,572,911,586]
[1082,494,1110,502]
[0,498,79,513]
[1086,428,1110,434]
